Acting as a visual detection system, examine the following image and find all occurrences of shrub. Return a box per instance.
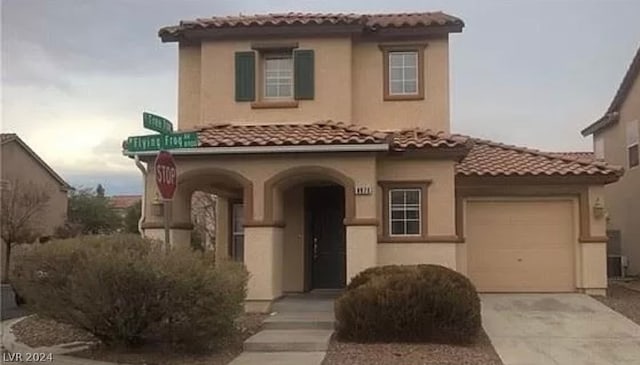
[335,264,480,344]
[11,234,248,351]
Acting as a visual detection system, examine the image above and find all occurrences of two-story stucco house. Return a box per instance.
[1,133,71,238]
[125,12,623,312]
[582,45,640,276]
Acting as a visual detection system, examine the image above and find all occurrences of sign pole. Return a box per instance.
[163,200,171,252]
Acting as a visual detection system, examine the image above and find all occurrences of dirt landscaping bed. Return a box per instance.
[322,330,503,365]
[594,280,640,325]
[12,313,267,365]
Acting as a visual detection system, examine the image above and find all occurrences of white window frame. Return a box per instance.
[231,203,244,262]
[388,188,422,236]
[263,54,293,99]
[627,120,639,169]
[388,51,419,96]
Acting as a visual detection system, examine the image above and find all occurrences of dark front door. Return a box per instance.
[305,185,346,289]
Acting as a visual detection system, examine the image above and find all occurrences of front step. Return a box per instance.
[263,312,335,330]
[228,351,326,365]
[243,329,333,352]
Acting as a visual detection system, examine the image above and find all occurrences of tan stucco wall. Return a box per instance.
[596,71,640,274]
[244,226,283,302]
[215,196,230,262]
[282,186,304,292]
[0,141,68,237]
[346,226,377,281]
[377,243,457,268]
[376,158,457,237]
[351,37,450,132]
[177,36,450,132]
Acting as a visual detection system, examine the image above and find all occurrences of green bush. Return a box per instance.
[335,264,481,344]
[11,234,248,351]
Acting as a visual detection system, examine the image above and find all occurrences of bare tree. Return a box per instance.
[191,191,217,254]
[1,179,51,283]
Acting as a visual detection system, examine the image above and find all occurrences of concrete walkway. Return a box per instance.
[229,291,337,365]
[481,294,640,365]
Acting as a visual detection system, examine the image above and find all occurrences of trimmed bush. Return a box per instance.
[335,264,480,344]
[11,234,247,351]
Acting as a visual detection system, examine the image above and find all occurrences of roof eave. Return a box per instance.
[581,112,619,136]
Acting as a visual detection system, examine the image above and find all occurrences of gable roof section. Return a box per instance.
[159,12,464,42]
[456,137,622,180]
[582,45,640,136]
[1,133,72,190]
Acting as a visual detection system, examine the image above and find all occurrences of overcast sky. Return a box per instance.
[2,0,639,195]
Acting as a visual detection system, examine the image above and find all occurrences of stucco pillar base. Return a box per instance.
[346,225,377,282]
[245,299,277,313]
[142,228,192,249]
[580,288,607,296]
[244,226,284,305]
[579,242,607,291]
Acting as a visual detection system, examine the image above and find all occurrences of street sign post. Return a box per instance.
[143,112,174,134]
[154,151,177,250]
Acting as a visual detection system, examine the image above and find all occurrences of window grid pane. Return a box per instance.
[264,56,293,98]
[388,51,419,95]
[389,189,421,236]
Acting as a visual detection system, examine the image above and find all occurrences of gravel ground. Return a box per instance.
[71,313,267,365]
[12,315,96,347]
[594,281,640,325]
[322,330,503,365]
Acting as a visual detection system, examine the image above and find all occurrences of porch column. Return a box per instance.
[244,225,283,312]
[214,196,230,262]
[345,173,378,282]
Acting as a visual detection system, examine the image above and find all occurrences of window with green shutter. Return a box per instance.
[235,51,255,102]
[294,50,314,100]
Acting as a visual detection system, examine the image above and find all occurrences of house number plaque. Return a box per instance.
[355,186,372,195]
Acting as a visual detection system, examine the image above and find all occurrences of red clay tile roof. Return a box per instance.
[109,195,141,210]
[456,138,622,178]
[548,151,597,160]
[389,128,471,150]
[196,121,388,147]
[159,12,463,40]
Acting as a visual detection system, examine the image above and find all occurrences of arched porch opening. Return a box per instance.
[264,166,356,292]
[170,167,253,262]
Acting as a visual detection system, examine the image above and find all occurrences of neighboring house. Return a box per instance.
[582,45,640,276]
[125,12,622,312]
[109,195,141,217]
[0,133,71,238]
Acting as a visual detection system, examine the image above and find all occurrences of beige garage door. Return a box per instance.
[466,200,575,292]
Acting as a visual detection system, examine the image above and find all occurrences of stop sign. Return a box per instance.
[154,150,177,200]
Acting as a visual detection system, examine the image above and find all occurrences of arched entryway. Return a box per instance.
[264,166,355,291]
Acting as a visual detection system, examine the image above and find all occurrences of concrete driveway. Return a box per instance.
[481,294,640,365]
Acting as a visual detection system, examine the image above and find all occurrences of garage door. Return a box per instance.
[466,200,575,292]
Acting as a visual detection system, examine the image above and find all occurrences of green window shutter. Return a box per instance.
[235,51,255,102]
[294,50,314,100]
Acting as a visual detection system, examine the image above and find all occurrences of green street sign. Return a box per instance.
[143,112,173,134]
[127,132,198,152]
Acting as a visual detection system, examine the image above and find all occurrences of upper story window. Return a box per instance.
[389,51,418,95]
[263,54,294,99]
[627,120,639,168]
[379,44,426,101]
[235,43,314,108]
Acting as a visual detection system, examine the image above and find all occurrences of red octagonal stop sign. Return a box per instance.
[155,150,177,200]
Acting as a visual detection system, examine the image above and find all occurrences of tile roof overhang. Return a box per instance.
[159,12,464,42]
[122,122,622,183]
[582,44,640,136]
[455,137,623,184]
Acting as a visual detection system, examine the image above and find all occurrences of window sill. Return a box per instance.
[384,94,424,101]
[378,235,464,243]
[251,100,299,109]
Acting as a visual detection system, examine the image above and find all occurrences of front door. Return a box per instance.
[305,185,346,289]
